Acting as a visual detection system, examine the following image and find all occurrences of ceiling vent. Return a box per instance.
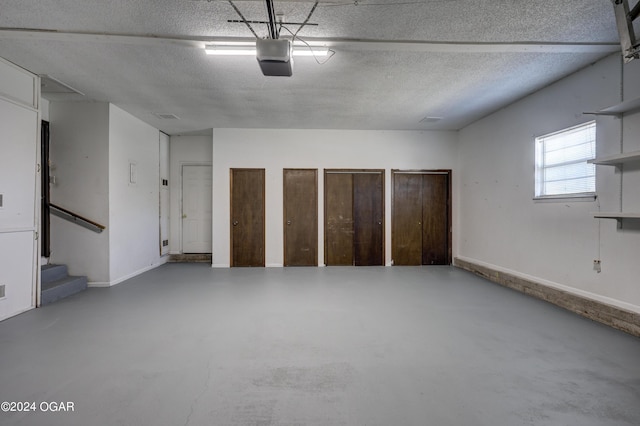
[153,113,180,120]
[40,75,84,96]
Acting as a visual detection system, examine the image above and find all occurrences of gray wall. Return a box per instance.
[458,54,640,313]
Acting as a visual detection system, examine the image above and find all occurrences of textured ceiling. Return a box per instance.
[0,0,623,134]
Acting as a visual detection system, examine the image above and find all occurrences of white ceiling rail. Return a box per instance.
[0,28,620,54]
[325,39,621,54]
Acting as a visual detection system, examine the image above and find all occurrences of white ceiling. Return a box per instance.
[0,0,623,135]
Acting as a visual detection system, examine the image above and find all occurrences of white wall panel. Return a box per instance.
[49,102,110,283]
[108,105,166,285]
[49,102,166,286]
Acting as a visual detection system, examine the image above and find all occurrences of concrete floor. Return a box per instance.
[0,264,639,426]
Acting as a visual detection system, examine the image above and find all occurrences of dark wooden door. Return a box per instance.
[422,173,449,265]
[284,169,318,266]
[392,173,422,265]
[353,173,384,266]
[325,170,384,266]
[325,172,353,266]
[231,169,265,267]
[41,120,51,258]
[392,171,451,266]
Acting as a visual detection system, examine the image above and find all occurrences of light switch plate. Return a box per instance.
[129,162,137,185]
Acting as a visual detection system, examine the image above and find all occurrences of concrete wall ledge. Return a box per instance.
[454,257,640,338]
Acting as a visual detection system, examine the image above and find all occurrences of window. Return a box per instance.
[535,121,596,198]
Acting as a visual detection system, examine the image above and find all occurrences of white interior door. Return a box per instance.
[182,165,212,253]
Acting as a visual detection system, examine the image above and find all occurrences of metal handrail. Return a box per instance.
[50,203,105,234]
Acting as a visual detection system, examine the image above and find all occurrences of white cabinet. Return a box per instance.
[0,100,38,230]
[0,58,38,110]
[0,232,36,319]
[0,57,39,319]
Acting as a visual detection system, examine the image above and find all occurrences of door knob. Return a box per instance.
[182,214,187,219]
[233,221,239,226]
[287,220,292,225]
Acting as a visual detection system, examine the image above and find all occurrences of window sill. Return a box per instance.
[533,194,597,203]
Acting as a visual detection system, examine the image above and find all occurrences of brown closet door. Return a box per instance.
[422,174,449,265]
[231,169,265,267]
[353,173,384,266]
[392,173,423,265]
[325,173,353,266]
[284,169,318,266]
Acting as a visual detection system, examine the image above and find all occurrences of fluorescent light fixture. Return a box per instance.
[205,43,328,57]
[205,45,256,55]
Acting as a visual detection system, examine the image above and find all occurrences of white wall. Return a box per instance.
[212,129,459,267]
[0,57,39,320]
[50,102,110,283]
[458,53,640,313]
[169,135,213,254]
[49,102,167,286]
[159,132,170,257]
[41,98,49,122]
[108,105,166,285]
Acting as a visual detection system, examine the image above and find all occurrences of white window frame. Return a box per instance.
[534,121,597,201]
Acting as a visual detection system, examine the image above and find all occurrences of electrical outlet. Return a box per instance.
[593,259,601,273]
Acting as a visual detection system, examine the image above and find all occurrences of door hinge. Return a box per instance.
[35,231,39,240]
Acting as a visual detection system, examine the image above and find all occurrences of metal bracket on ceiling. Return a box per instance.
[264,0,279,39]
[227,1,319,40]
[228,0,258,38]
[227,20,318,27]
[611,0,640,63]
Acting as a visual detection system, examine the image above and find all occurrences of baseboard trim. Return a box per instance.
[168,253,212,263]
[88,259,168,288]
[87,281,111,288]
[454,257,640,337]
